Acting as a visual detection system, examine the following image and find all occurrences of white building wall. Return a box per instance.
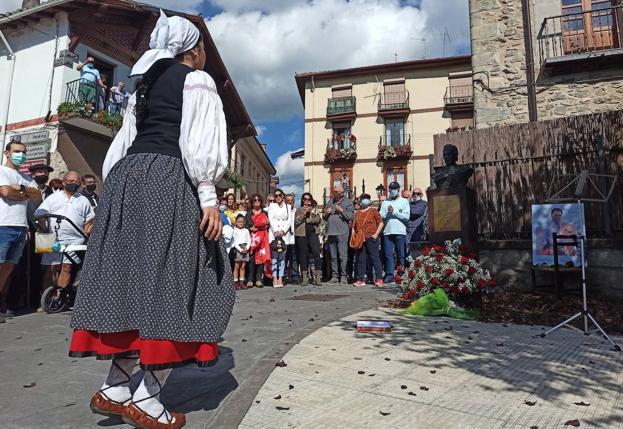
[0,12,70,148]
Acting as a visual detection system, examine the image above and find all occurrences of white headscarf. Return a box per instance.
[130,10,201,76]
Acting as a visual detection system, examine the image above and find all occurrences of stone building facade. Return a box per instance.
[470,0,623,128]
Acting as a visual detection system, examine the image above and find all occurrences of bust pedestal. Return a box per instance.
[426,187,478,252]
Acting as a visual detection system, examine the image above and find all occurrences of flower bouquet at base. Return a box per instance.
[403,288,478,320]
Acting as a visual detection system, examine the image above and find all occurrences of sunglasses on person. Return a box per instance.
[303,196,312,201]
[275,193,283,198]
[253,197,262,202]
[414,192,423,196]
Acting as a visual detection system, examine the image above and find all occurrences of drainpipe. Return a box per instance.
[521,0,538,122]
[0,29,16,166]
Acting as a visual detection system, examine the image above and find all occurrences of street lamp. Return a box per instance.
[375,184,386,198]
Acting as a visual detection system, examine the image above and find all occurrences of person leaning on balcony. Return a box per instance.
[76,56,107,108]
[108,81,130,115]
[380,181,410,284]
[323,185,354,284]
[294,193,322,286]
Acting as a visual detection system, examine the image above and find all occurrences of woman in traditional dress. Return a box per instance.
[68,11,234,429]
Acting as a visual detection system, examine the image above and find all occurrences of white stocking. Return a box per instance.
[133,369,175,424]
[100,356,137,404]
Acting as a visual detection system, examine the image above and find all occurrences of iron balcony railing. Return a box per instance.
[326,96,356,116]
[65,78,91,104]
[444,84,473,105]
[379,133,412,148]
[378,90,409,111]
[538,4,622,65]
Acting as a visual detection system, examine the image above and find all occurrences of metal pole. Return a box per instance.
[596,134,612,236]
[521,0,538,122]
[0,29,16,164]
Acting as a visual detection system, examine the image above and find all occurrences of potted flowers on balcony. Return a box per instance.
[325,134,357,163]
[378,142,412,160]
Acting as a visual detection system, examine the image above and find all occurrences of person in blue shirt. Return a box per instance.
[379,181,409,283]
[76,56,107,109]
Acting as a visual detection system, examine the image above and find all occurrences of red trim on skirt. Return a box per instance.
[69,329,219,370]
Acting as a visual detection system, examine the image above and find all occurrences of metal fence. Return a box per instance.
[433,110,623,240]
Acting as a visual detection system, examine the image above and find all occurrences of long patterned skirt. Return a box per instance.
[69,153,235,370]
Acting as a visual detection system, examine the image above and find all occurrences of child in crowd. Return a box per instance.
[270,236,287,288]
[233,214,251,290]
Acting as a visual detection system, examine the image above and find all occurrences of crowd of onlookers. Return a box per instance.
[0,141,98,321]
[1,140,430,321]
[217,181,428,290]
[77,56,130,114]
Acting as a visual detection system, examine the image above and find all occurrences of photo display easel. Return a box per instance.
[540,170,620,351]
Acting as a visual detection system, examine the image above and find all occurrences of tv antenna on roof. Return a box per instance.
[410,37,427,58]
[432,26,451,56]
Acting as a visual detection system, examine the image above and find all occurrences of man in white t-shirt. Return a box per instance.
[35,171,94,291]
[0,141,41,320]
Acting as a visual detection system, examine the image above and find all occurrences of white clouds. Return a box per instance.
[256,125,267,136]
[274,148,304,197]
[144,0,205,13]
[207,0,469,121]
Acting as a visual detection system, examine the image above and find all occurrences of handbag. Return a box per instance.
[349,210,371,250]
[35,232,57,254]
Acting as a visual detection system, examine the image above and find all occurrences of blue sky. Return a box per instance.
[0,0,471,196]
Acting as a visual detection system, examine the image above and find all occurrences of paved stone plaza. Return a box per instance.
[0,284,396,429]
[1,287,622,429]
[241,309,623,429]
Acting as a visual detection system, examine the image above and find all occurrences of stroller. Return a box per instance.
[35,214,88,314]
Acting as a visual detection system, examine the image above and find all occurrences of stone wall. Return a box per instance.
[470,0,623,128]
[478,241,623,299]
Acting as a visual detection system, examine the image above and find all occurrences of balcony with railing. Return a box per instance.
[538,4,623,69]
[325,136,357,164]
[378,91,410,116]
[377,134,412,161]
[326,96,356,119]
[443,84,473,110]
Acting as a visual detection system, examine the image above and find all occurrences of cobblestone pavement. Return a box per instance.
[0,283,398,429]
[241,309,623,429]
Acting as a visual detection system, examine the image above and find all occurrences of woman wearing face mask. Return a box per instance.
[67,12,233,429]
[294,193,322,286]
[352,193,384,287]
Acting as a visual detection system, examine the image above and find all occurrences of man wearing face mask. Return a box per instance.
[380,182,410,284]
[35,171,95,292]
[0,142,41,321]
[323,185,354,284]
[80,174,99,208]
[28,164,54,201]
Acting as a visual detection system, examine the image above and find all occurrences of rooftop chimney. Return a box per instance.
[22,0,41,9]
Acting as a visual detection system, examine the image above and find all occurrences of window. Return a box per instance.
[239,154,246,176]
[384,165,407,191]
[331,121,352,150]
[385,118,405,147]
[383,81,406,106]
[332,86,352,98]
[561,0,617,52]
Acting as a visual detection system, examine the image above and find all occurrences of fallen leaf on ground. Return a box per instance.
[368,373,376,377]
[309,318,315,322]
[275,360,287,367]
[379,411,391,416]
[564,420,580,427]
[408,392,417,396]
[255,400,260,404]
[241,339,247,342]
[289,384,294,390]
[430,370,437,374]
[524,400,536,406]
[64,403,75,407]
[269,298,275,302]
[276,406,290,411]
[496,342,505,346]
[274,395,281,400]
[357,370,365,375]
[354,357,362,360]
[23,382,36,388]
[420,386,429,391]
[384,358,391,361]
[574,401,590,406]
[400,385,407,389]
[589,360,595,364]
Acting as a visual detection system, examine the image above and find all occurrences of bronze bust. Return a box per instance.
[432,144,474,191]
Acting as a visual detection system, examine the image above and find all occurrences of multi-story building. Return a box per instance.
[295,56,472,202]
[470,0,623,128]
[0,0,259,188]
[229,136,276,199]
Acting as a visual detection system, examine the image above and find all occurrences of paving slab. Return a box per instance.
[241,308,623,429]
